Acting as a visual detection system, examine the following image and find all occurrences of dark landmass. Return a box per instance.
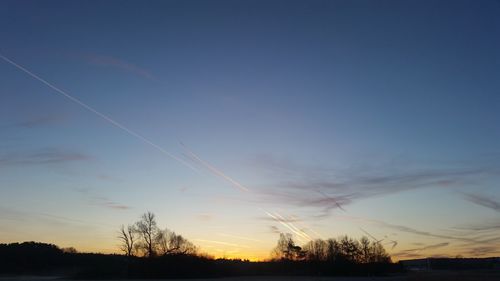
[1,242,499,280]
[0,241,393,278]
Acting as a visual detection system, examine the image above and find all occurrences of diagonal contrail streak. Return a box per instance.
[0,53,198,172]
[262,209,311,242]
[360,227,384,243]
[274,212,312,241]
[181,143,249,192]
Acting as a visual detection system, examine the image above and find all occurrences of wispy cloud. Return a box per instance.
[463,246,500,257]
[269,225,281,234]
[90,196,131,210]
[0,148,88,166]
[284,167,489,200]
[194,239,249,248]
[406,242,450,252]
[217,233,263,243]
[453,220,500,232]
[248,154,499,218]
[462,193,500,212]
[333,215,486,244]
[0,206,115,229]
[393,242,450,258]
[196,213,213,221]
[84,54,156,80]
[75,189,131,211]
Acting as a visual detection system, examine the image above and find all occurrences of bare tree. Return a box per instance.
[325,238,341,262]
[359,236,371,263]
[370,240,391,263]
[272,233,305,260]
[303,239,327,261]
[339,235,361,262]
[135,211,159,257]
[155,229,197,255]
[118,224,136,257]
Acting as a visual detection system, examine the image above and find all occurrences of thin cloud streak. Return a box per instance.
[406,242,450,252]
[333,215,487,244]
[90,196,131,210]
[75,189,131,211]
[0,148,88,166]
[462,193,500,212]
[0,206,116,229]
[84,54,157,80]
[217,233,263,243]
[360,228,383,243]
[194,239,249,248]
[453,220,500,232]
[392,242,450,258]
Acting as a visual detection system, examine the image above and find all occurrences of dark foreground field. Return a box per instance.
[1,270,500,281]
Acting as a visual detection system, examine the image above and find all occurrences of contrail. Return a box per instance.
[290,214,324,240]
[181,142,322,242]
[317,190,346,212]
[263,209,311,242]
[181,143,249,192]
[360,227,384,243]
[274,212,312,241]
[386,240,398,249]
[0,53,198,172]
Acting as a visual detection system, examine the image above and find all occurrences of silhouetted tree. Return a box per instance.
[359,236,371,263]
[135,211,159,257]
[272,233,305,260]
[280,235,391,265]
[155,229,197,255]
[325,238,341,262]
[339,235,361,262]
[118,224,136,257]
[369,241,391,263]
[303,239,327,261]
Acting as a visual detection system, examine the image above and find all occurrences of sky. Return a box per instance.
[1,0,499,261]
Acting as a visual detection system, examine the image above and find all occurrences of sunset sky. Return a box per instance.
[1,0,499,261]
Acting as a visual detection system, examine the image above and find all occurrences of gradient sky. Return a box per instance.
[1,0,500,261]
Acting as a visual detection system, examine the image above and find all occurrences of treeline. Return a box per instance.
[0,241,395,278]
[272,233,391,263]
[0,212,396,278]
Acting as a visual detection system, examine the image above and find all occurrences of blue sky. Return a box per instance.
[1,0,499,260]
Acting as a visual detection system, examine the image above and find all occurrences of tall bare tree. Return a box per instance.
[118,224,136,257]
[272,233,305,260]
[135,211,158,257]
[303,239,327,261]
